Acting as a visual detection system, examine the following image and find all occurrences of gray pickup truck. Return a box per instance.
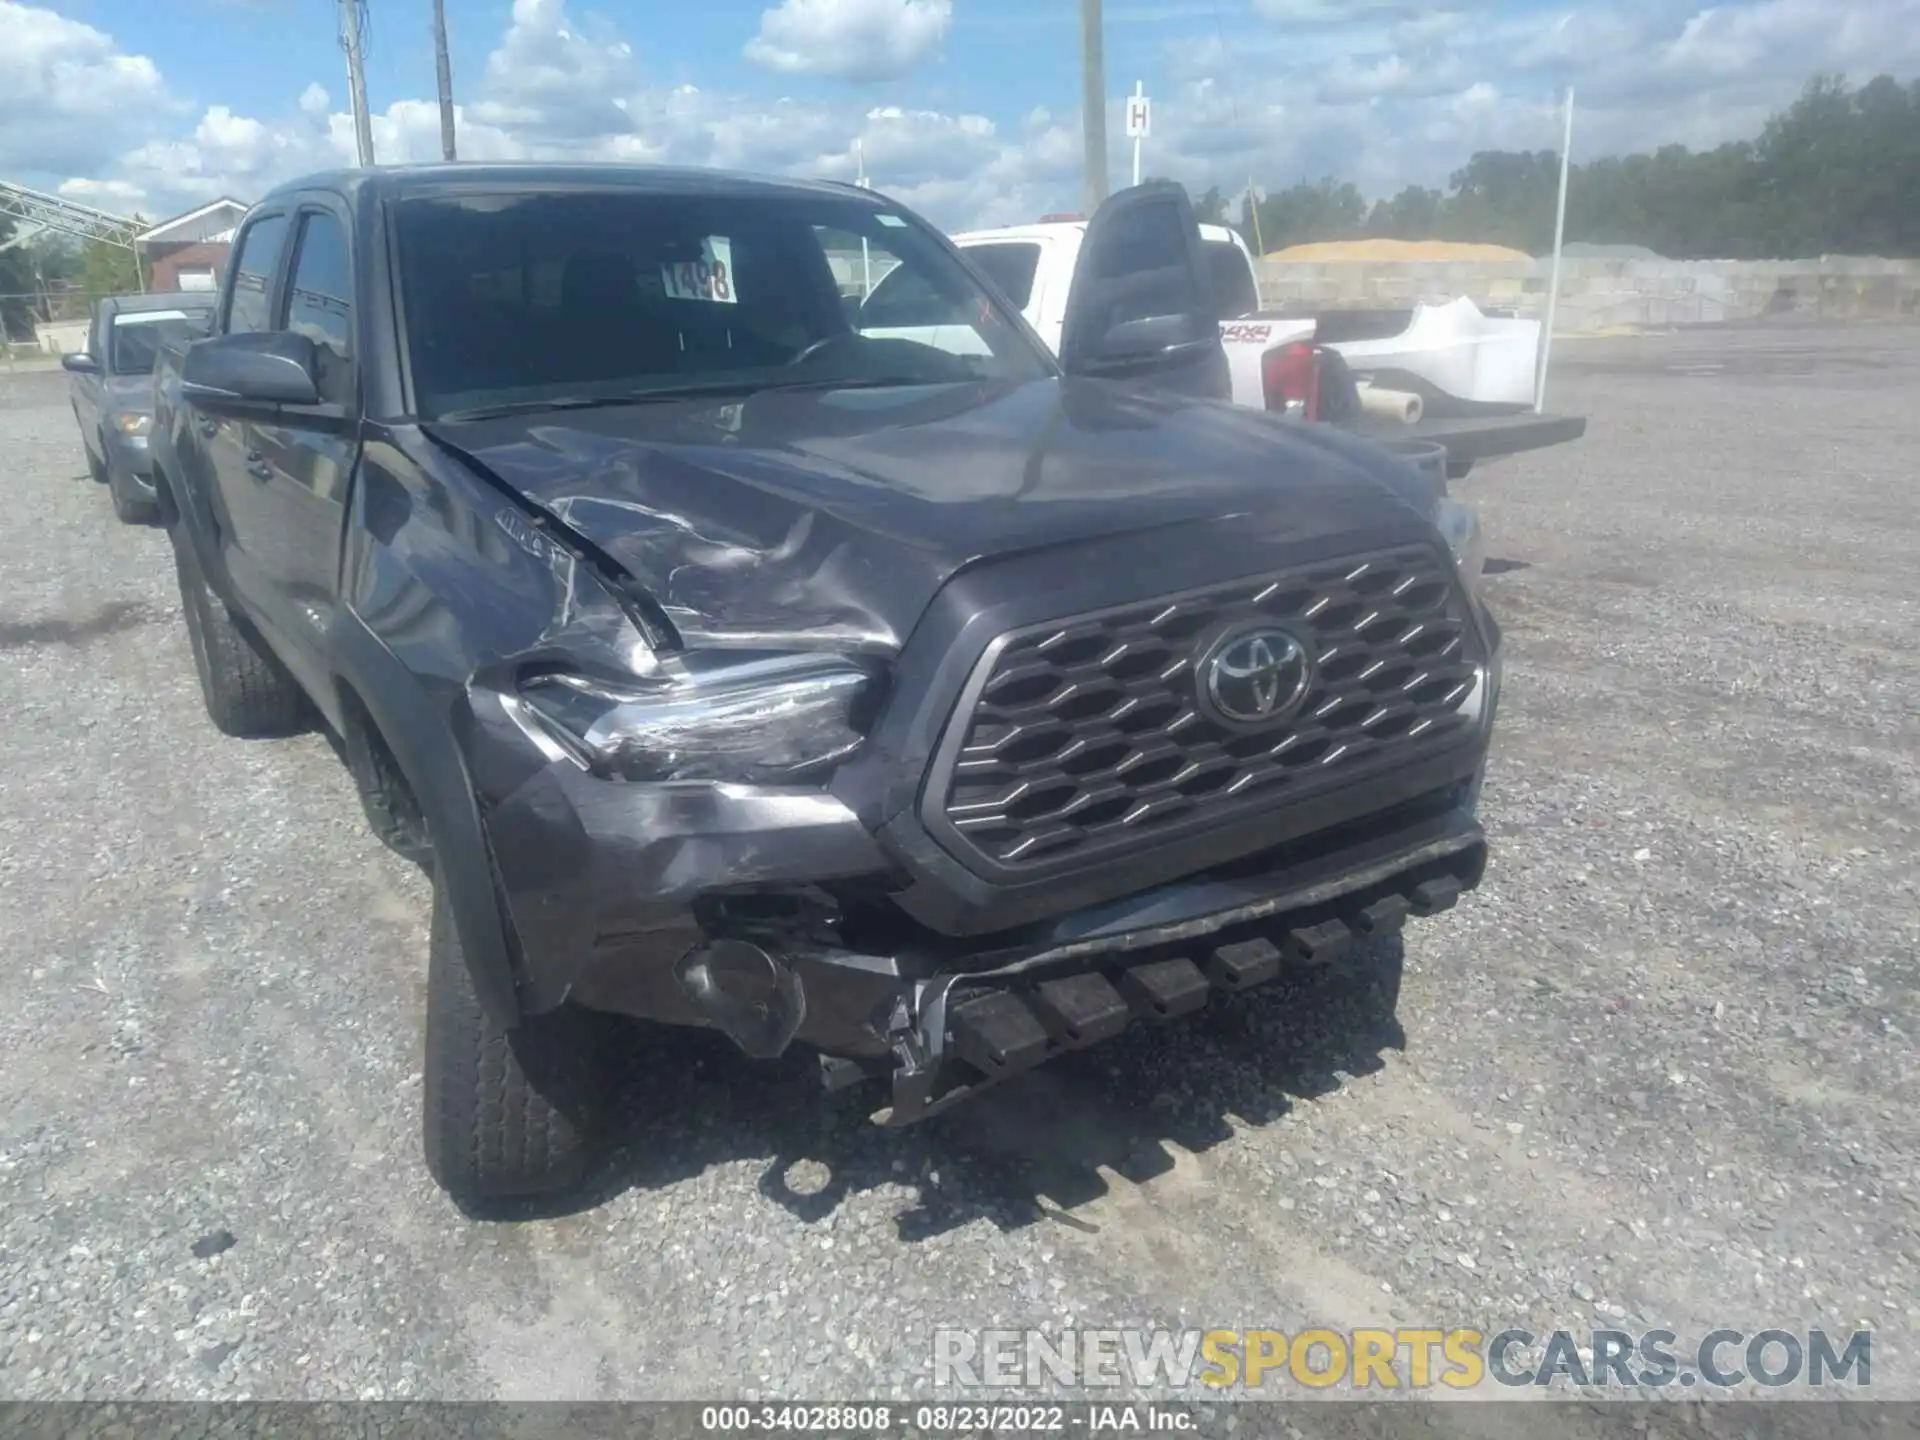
[63,292,217,523]
[152,166,1503,1210]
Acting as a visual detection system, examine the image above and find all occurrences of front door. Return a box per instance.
[204,209,294,629]
[244,203,360,682]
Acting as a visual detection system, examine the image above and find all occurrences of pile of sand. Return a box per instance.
[1266,239,1533,263]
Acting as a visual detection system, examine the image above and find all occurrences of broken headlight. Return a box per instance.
[511,654,876,784]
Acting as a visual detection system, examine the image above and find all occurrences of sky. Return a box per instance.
[4,0,1919,232]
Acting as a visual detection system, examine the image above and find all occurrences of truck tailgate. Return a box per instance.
[1352,410,1588,468]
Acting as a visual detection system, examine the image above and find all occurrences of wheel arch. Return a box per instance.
[326,621,526,1031]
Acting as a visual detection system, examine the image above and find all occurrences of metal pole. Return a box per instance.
[1080,0,1109,212]
[855,141,872,296]
[340,0,376,168]
[432,0,457,161]
[1247,177,1263,257]
[1131,81,1143,188]
[1536,85,1573,413]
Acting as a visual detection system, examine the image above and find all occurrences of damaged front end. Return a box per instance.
[461,635,1490,1127]
[433,419,1504,1129]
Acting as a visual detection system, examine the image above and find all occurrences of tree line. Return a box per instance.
[1,222,146,341]
[7,71,1917,339]
[1178,73,1920,260]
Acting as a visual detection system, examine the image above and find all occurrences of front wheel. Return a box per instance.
[421,877,617,1206]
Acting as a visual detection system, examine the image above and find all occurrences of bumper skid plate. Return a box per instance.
[863,860,1465,1127]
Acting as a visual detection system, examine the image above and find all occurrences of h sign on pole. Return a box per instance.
[1126,82,1150,187]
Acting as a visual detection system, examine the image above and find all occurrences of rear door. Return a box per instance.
[244,198,360,681]
[1057,181,1228,401]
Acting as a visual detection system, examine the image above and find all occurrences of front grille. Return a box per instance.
[934,544,1483,872]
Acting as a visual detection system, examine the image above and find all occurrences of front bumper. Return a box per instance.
[104,431,155,495]
[458,555,1503,1121]
[463,656,1497,1124]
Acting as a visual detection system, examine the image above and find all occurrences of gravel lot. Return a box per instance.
[0,324,1915,1420]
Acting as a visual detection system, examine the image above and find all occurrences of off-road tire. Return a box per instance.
[421,879,615,1205]
[169,524,307,737]
[343,712,434,868]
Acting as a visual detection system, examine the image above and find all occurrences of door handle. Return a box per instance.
[245,450,273,481]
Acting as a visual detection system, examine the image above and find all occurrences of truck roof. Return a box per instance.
[953,219,1245,247]
[98,291,217,315]
[253,162,875,211]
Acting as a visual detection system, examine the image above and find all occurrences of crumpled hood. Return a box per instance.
[427,377,1434,654]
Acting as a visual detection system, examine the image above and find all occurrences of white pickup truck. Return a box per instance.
[857,207,1586,477]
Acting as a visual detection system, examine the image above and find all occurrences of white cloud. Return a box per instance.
[11,0,1920,236]
[745,0,952,81]
[0,0,173,176]
[471,0,638,139]
[1150,0,1920,208]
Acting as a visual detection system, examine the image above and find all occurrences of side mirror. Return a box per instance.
[181,330,320,409]
[1058,180,1229,401]
[1088,313,1207,365]
[62,352,100,375]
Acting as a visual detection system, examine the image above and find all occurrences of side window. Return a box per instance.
[284,211,353,402]
[965,243,1043,311]
[828,224,1001,361]
[855,261,954,328]
[225,214,290,335]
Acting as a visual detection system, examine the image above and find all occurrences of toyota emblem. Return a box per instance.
[1200,628,1312,727]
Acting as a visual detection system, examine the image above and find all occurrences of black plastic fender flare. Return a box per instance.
[160,456,524,1029]
[326,617,525,1030]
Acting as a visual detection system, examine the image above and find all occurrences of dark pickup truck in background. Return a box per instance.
[152,166,1503,1209]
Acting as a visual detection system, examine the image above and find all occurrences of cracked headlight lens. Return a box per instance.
[513,655,875,784]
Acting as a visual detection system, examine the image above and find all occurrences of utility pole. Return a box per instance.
[338,0,376,168]
[432,0,457,161]
[1079,0,1109,212]
[1536,85,1574,413]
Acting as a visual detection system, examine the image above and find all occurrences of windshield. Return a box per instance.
[393,190,1053,420]
[109,310,209,375]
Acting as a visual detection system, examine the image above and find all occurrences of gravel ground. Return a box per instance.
[0,324,1915,1423]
